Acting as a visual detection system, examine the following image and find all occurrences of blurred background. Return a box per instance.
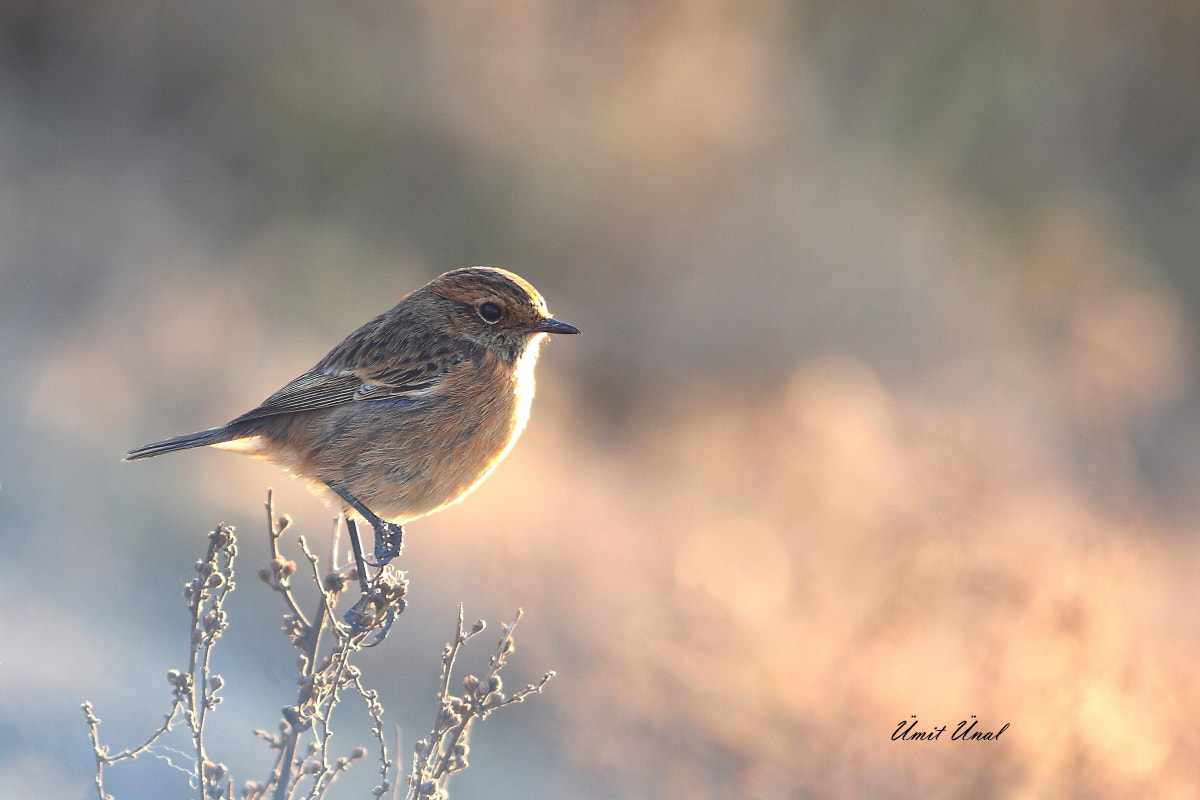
[2,1,1200,798]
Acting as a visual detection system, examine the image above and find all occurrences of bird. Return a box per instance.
[125,266,579,585]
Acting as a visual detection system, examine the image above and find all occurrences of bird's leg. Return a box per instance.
[330,485,404,644]
[344,517,372,596]
[329,486,404,567]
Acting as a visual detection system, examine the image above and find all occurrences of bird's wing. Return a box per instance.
[226,339,470,425]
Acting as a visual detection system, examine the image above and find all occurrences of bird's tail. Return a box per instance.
[123,426,238,461]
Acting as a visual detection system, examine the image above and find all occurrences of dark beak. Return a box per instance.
[534,317,580,335]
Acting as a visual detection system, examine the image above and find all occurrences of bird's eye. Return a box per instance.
[478,302,503,323]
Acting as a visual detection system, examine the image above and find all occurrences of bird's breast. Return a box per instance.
[250,347,539,524]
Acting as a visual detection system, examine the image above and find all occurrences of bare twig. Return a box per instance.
[83,495,553,800]
[406,607,555,799]
[82,524,237,800]
[181,525,237,799]
[260,496,406,800]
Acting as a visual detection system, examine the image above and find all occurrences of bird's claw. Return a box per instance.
[344,596,403,647]
[367,521,404,567]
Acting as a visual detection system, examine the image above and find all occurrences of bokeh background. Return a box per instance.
[3,1,1200,798]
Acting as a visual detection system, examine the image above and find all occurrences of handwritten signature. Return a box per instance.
[893,716,1009,741]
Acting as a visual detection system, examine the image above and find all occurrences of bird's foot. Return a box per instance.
[342,567,408,647]
[368,521,404,567]
[344,599,401,647]
[327,487,408,645]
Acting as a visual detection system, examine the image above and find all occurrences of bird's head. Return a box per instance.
[428,266,579,359]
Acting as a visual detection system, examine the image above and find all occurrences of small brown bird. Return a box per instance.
[126,266,578,569]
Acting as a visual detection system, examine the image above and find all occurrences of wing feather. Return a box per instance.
[227,334,471,426]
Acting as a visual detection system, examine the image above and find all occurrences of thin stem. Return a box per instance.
[82,702,109,800]
[265,490,311,630]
